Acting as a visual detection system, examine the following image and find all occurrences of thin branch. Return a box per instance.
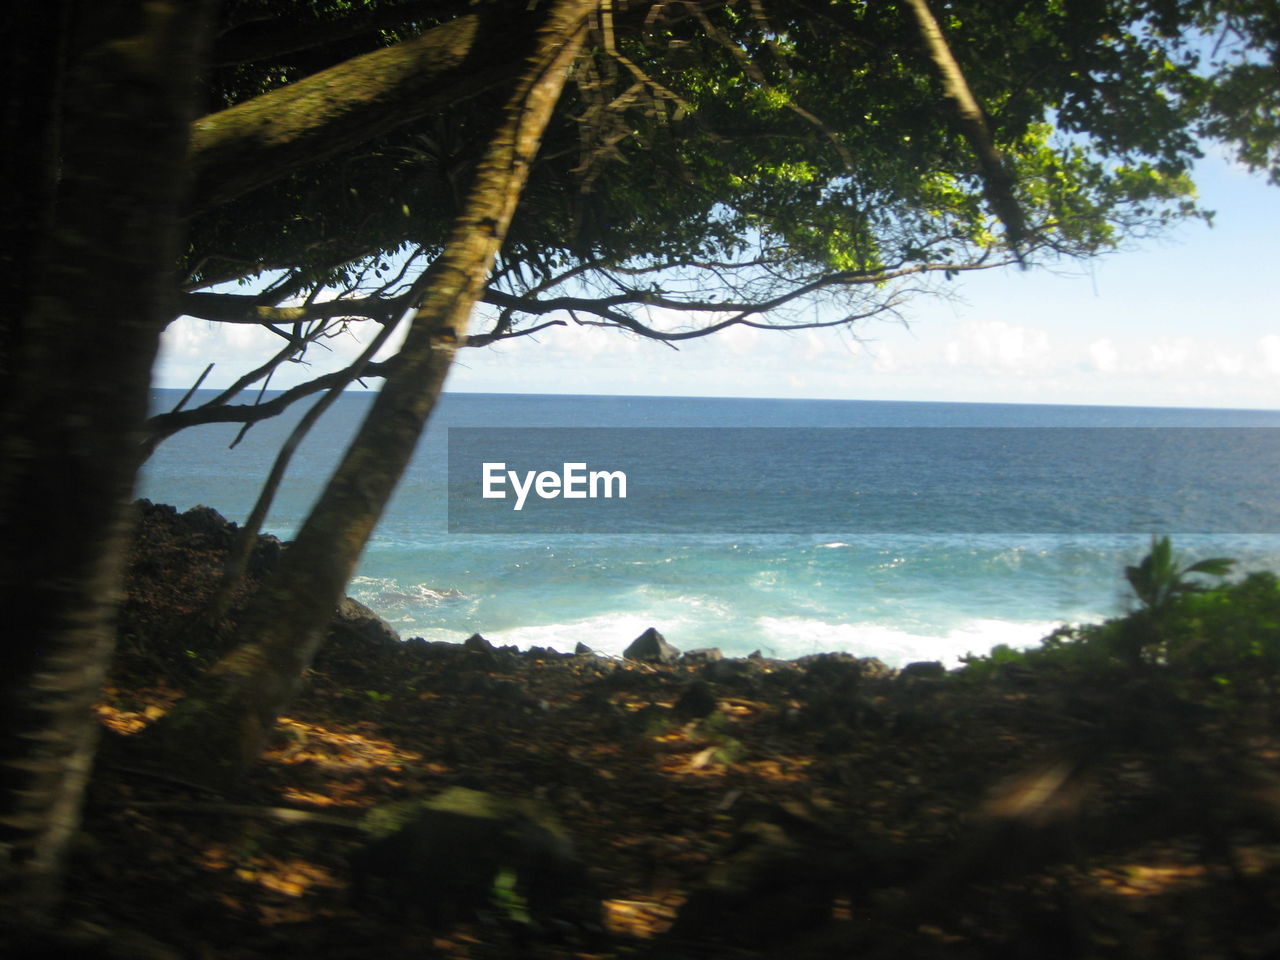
[465,318,568,347]
[687,2,854,170]
[171,363,215,413]
[207,310,406,617]
[902,0,1027,255]
[143,357,400,450]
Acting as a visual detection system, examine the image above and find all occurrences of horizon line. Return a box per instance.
[150,385,1280,415]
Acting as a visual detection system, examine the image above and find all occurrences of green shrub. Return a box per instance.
[962,541,1280,699]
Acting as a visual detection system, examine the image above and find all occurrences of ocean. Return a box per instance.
[140,390,1280,667]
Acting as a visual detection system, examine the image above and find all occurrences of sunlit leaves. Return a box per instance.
[186,0,1279,323]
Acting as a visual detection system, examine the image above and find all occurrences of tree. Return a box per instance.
[2,0,1277,915]
[145,0,1278,780]
[151,0,1279,444]
[143,0,597,780]
[0,0,216,916]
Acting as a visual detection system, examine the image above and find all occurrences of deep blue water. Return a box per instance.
[140,391,1280,666]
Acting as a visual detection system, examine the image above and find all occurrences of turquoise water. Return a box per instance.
[140,391,1280,666]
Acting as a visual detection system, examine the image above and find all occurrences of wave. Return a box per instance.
[379,606,1101,668]
[439,612,707,657]
[349,575,465,608]
[750,615,1089,667]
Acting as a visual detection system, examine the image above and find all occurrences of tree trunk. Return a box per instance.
[0,1,212,918]
[142,0,594,786]
[0,0,67,389]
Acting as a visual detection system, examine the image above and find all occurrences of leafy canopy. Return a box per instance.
[188,0,1274,291]
[159,0,1280,437]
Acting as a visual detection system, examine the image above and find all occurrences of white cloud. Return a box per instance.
[1087,338,1120,373]
[871,343,899,373]
[1207,352,1244,376]
[802,330,829,362]
[1144,337,1195,373]
[1261,335,1280,375]
[718,322,762,357]
[943,320,1051,373]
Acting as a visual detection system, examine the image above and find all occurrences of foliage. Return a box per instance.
[961,541,1280,697]
[1124,534,1234,614]
[180,0,1276,337]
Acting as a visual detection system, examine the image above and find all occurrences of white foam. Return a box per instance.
[751,615,1075,667]
[349,575,465,608]
[441,611,705,657]
[392,609,1098,669]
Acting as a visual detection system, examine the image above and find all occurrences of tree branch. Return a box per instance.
[903,0,1027,254]
[187,10,528,213]
[475,255,1008,341]
[143,357,400,451]
[178,291,403,325]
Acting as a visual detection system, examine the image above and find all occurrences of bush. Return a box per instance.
[962,541,1280,700]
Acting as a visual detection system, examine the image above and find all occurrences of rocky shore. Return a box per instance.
[66,500,1280,960]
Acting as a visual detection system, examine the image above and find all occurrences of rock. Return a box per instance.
[592,666,653,691]
[574,642,594,656]
[899,660,947,681]
[855,657,893,681]
[748,649,763,659]
[405,639,464,660]
[464,632,496,653]
[330,596,401,651]
[577,659,617,682]
[247,534,282,577]
[669,818,840,945]
[350,787,598,929]
[491,678,538,708]
[623,627,680,665]
[799,651,860,677]
[674,679,718,719]
[178,504,237,548]
[460,633,500,668]
[703,659,752,685]
[680,647,723,664]
[460,672,498,695]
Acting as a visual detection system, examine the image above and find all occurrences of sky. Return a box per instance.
[156,150,1280,411]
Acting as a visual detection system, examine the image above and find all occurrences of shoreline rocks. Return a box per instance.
[124,499,956,689]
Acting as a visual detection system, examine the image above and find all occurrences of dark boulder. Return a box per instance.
[247,534,282,577]
[623,627,680,665]
[330,596,401,650]
[178,503,237,549]
[668,816,844,946]
[680,647,723,664]
[464,632,497,654]
[855,657,893,681]
[899,660,947,681]
[350,787,599,931]
[703,658,753,685]
[674,679,718,719]
[460,632,501,668]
